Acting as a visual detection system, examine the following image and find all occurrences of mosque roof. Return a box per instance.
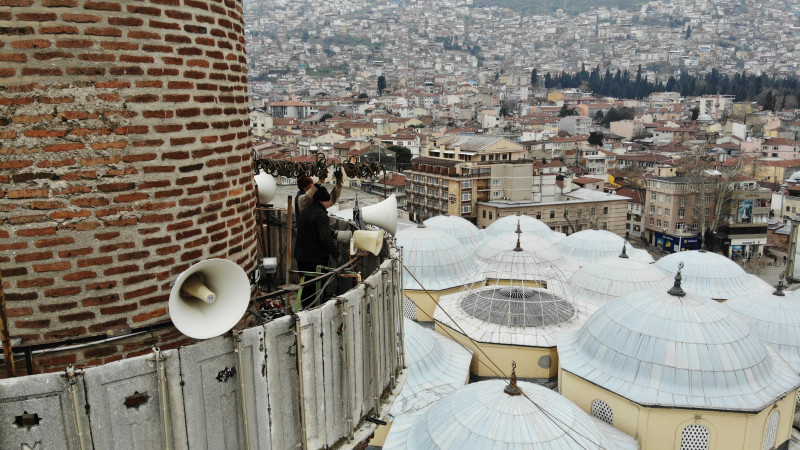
[483,214,565,244]
[726,282,800,373]
[556,229,653,265]
[569,253,672,306]
[653,250,772,300]
[423,215,481,249]
[558,275,800,411]
[383,379,638,449]
[390,319,472,418]
[474,232,579,277]
[396,224,477,290]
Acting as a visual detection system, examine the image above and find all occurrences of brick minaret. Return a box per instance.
[0,0,258,372]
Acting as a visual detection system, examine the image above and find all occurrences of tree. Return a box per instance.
[763,90,776,111]
[358,93,368,99]
[690,106,700,121]
[387,145,412,172]
[558,105,579,117]
[377,75,386,96]
[530,68,538,87]
[319,113,333,122]
[685,25,692,39]
[594,110,605,123]
[588,131,604,147]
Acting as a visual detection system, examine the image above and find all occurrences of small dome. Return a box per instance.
[654,250,772,300]
[569,255,672,305]
[423,215,481,249]
[696,113,713,122]
[559,281,800,411]
[726,285,800,373]
[391,319,472,418]
[556,229,653,265]
[396,225,476,290]
[475,232,579,276]
[384,379,638,449]
[483,214,565,244]
[460,286,576,327]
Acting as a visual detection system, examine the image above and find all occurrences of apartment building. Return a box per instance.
[644,176,714,253]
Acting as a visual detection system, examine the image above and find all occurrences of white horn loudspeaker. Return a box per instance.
[169,258,251,339]
[360,194,397,235]
[350,230,385,256]
[254,172,277,204]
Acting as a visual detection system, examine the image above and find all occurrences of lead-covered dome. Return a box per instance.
[654,250,772,300]
[424,214,481,249]
[556,229,653,264]
[726,283,800,373]
[390,319,472,418]
[483,214,565,243]
[558,275,800,411]
[475,232,579,276]
[396,224,476,290]
[569,252,672,306]
[383,379,638,449]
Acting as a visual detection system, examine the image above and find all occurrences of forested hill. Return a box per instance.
[471,0,648,16]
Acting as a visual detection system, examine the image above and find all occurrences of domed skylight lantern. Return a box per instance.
[556,228,653,265]
[474,223,579,276]
[383,366,638,449]
[569,242,672,306]
[423,214,481,249]
[654,249,772,301]
[558,263,800,450]
[434,231,595,380]
[396,224,478,322]
[482,212,566,244]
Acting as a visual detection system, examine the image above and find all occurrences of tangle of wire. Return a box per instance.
[401,264,607,450]
[254,152,386,180]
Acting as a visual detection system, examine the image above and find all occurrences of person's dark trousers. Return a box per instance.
[297,260,328,310]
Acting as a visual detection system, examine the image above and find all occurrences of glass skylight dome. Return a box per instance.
[474,231,579,276]
[423,214,481,249]
[558,273,800,411]
[434,240,595,348]
[726,282,800,373]
[569,251,672,306]
[556,229,653,265]
[654,250,772,300]
[390,319,472,418]
[383,379,638,449]
[395,224,477,290]
[482,213,565,244]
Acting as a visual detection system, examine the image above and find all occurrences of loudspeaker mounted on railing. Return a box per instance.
[169,259,251,339]
[254,172,277,204]
[357,194,397,236]
[350,230,385,256]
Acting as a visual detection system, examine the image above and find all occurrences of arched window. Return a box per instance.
[680,424,710,450]
[591,399,613,425]
[762,410,779,450]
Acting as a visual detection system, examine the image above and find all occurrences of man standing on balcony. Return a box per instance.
[295,186,339,309]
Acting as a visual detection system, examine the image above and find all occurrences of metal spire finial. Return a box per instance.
[514,233,523,252]
[504,361,522,396]
[667,262,686,297]
[515,220,522,234]
[619,240,629,259]
[774,273,786,296]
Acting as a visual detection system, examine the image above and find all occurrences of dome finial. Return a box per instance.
[667,262,686,297]
[515,220,522,234]
[417,222,426,228]
[504,361,522,396]
[514,233,523,252]
[619,240,629,259]
[773,273,786,296]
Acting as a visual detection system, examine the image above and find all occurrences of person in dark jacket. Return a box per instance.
[294,186,339,309]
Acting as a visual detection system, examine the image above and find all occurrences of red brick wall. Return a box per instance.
[0,0,257,370]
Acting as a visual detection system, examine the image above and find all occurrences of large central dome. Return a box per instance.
[558,282,800,411]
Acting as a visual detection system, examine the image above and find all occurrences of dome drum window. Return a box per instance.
[680,424,710,450]
[762,410,779,450]
[591,399,613,425]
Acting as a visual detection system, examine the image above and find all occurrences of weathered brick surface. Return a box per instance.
[0,0,256,370]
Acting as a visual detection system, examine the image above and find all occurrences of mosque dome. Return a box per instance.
[475,231,579,276]
[435,241,594,348]
[396,224,476,290]
[556,229,653,265]
[696,113,713,123]
[558,273,800,411]
[726,281,800,373]
[383,379,638,449]
[654,250,772,300]
[424,214,481,249]
[569,250,672,306]
[483,214,565,244]
[390,319,472,418]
